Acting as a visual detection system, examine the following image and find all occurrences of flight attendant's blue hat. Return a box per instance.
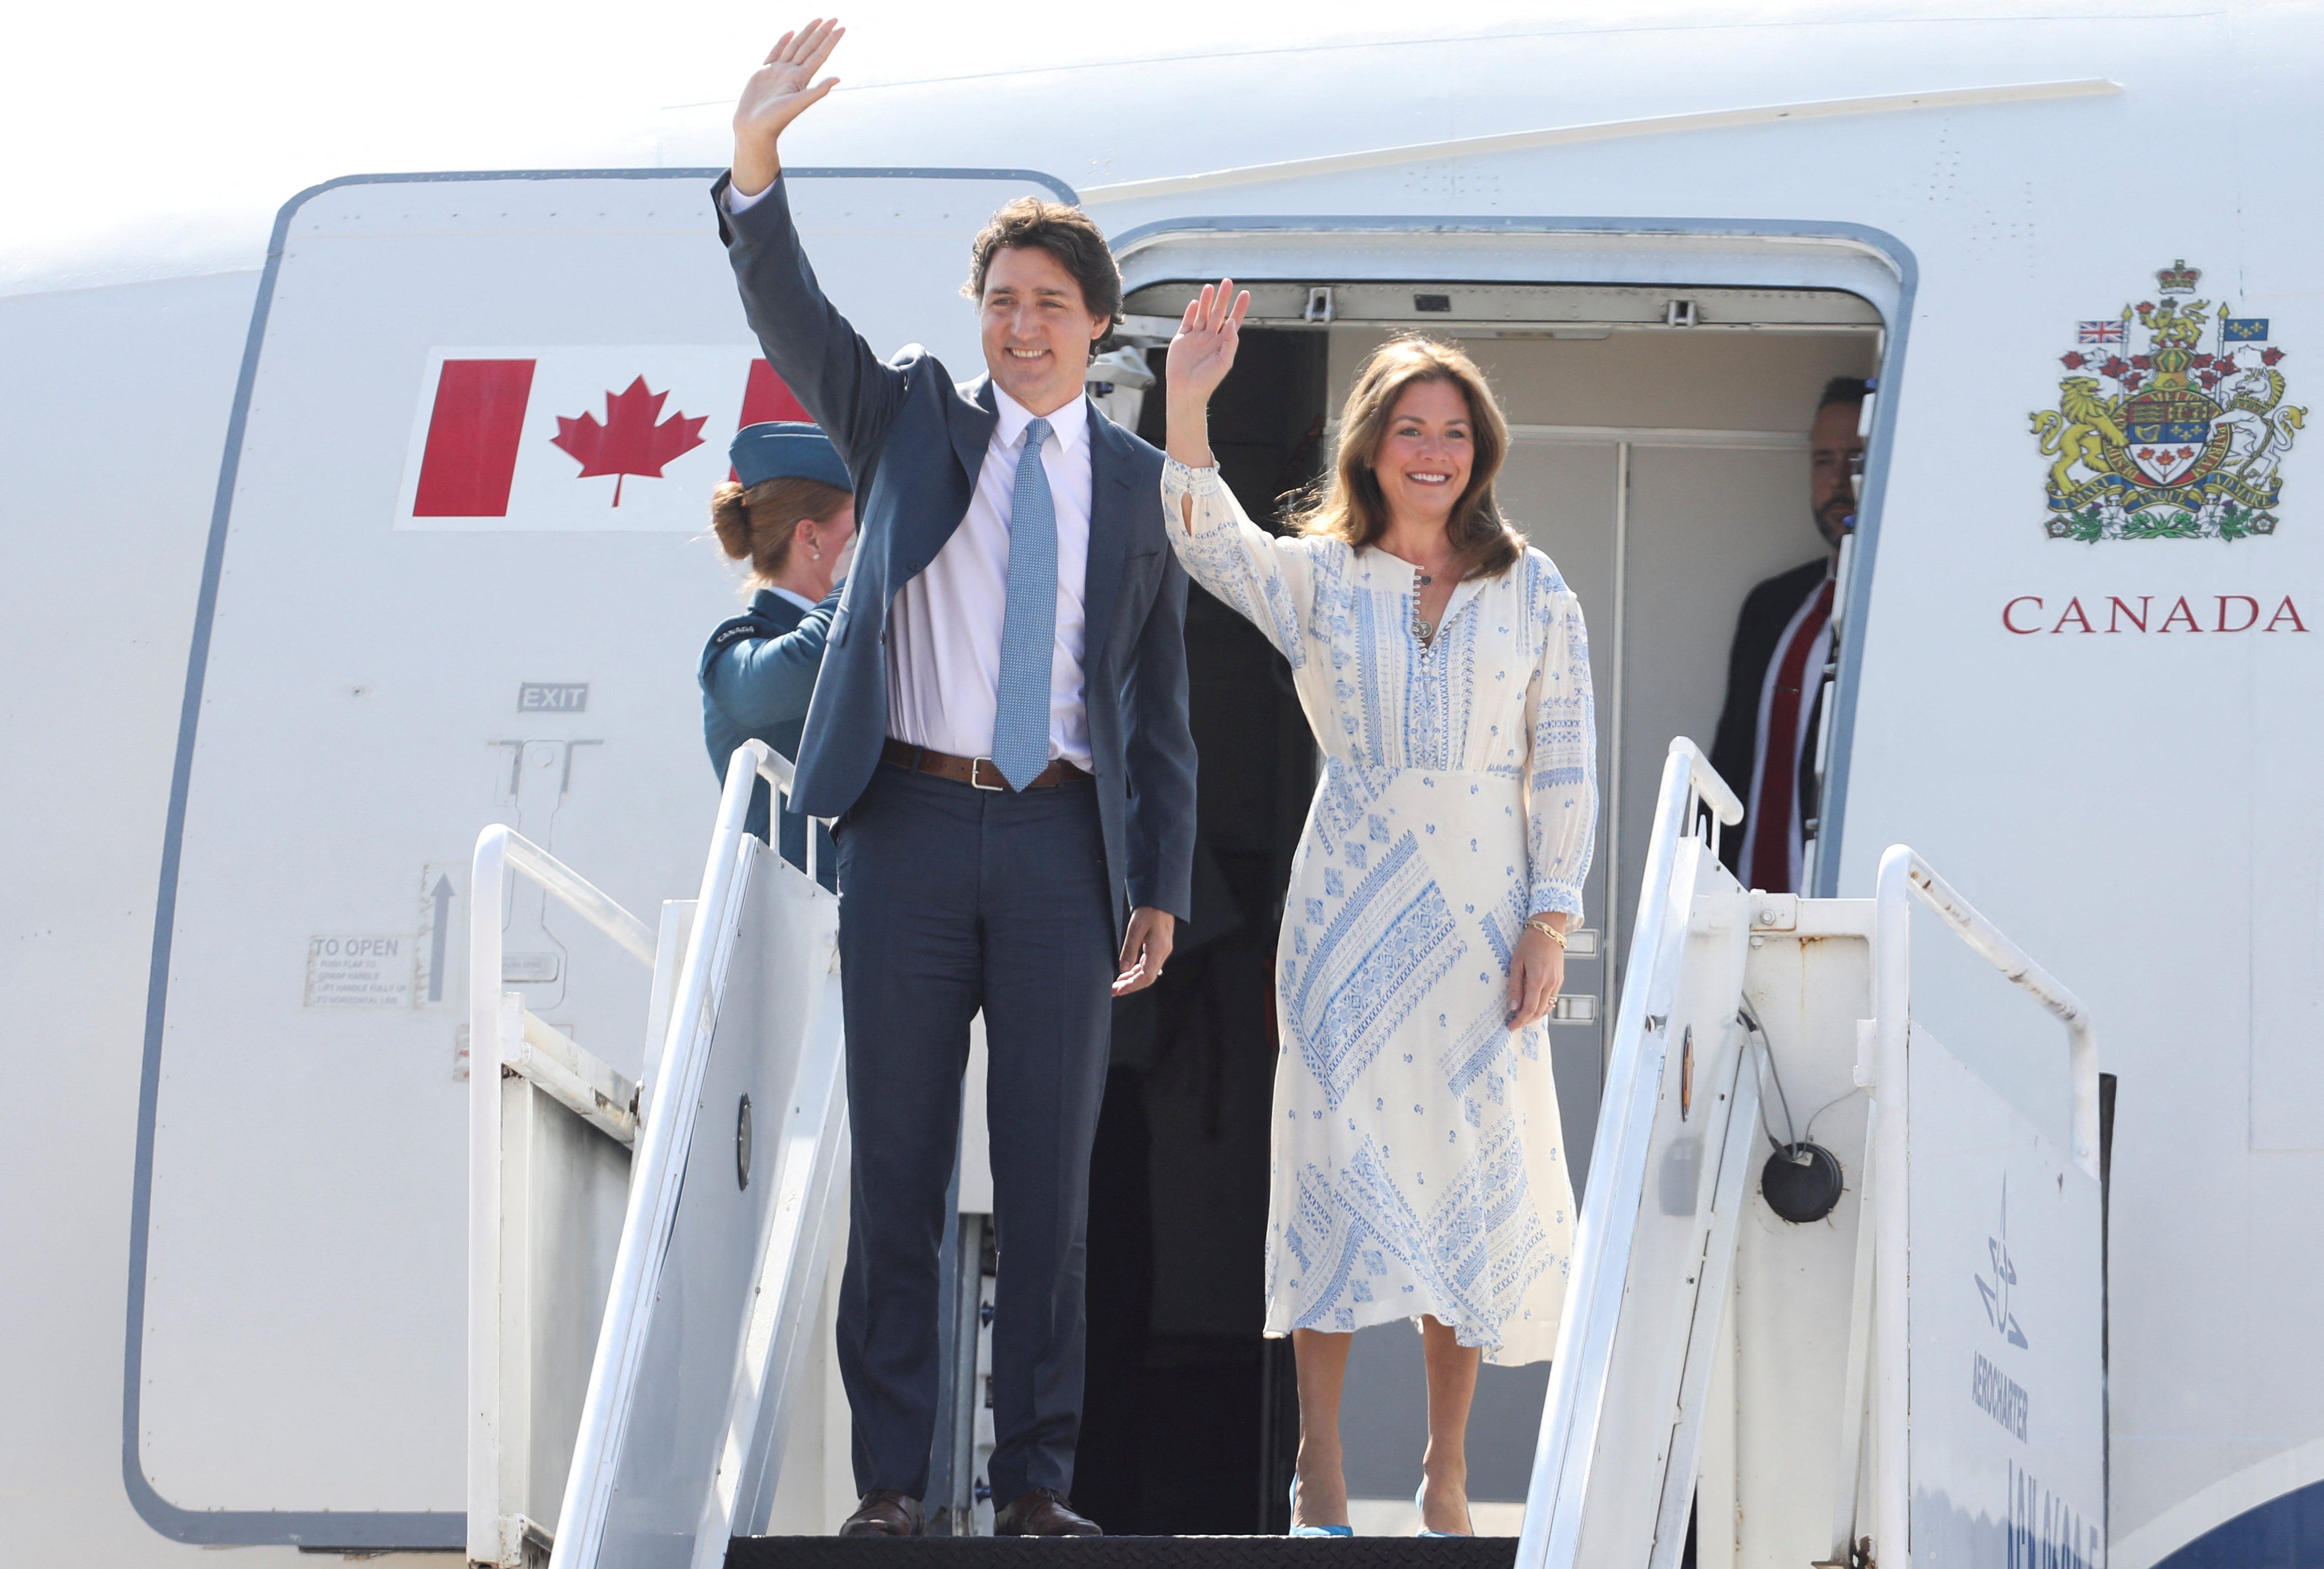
[730,421,851,492]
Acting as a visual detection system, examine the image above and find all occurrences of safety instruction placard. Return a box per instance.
[304,935,413,1008]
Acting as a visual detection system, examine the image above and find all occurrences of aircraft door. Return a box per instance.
[129,167,1071,1552]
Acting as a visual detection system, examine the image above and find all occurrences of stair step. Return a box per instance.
[728,1538,1518,1568]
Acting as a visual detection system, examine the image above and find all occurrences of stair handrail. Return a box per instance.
[547,739,804,1569]
[1850,845,2100,1569]
[466,824,659,1566]
[1518,738,1742,1569]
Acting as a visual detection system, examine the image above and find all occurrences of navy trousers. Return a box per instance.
[831,760,1117,1506]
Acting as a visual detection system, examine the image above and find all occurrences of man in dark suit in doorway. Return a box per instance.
[716,18,1197,1540]
[1710,376,1868,893]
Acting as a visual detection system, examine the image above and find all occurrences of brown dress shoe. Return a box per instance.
[838,1490,926,1536]
[993,1487,1101,1537]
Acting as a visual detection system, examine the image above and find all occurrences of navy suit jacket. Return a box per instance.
[700,584,840,889]
[716,174,1196,935]
[1709,557,1829,880]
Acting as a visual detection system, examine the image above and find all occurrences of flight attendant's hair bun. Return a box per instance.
[710,481,758,561]
[709,475,853,587]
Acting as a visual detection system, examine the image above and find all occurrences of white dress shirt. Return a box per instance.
[885,385,1095,772]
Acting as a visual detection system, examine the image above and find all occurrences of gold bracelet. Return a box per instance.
[1525,918,1568,948]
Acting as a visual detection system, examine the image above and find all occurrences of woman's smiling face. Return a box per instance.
[1371,377,1475,529]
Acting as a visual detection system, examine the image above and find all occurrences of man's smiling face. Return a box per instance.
[979,244,1108,416]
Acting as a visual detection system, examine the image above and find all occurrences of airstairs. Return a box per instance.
[465,738,2108,1569]
[468,739,857,1568]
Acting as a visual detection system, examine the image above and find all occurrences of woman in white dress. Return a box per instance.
[1160,283,1599,1536]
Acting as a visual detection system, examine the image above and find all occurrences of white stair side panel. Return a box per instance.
[1906,1024,2105,1569]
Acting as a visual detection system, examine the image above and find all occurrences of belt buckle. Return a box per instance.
[969,756,1008,792]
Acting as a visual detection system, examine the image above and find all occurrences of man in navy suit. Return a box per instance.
[718,18,1196,1539]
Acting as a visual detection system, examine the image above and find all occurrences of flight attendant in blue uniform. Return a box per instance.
[700,420,855,888]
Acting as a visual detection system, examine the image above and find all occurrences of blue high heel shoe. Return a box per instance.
[1415,1482,1473,1538]
[1288,1476,1353,1538]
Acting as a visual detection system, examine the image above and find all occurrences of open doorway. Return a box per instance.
[1073,326,1324,1534]
[1075,276,1879,1535]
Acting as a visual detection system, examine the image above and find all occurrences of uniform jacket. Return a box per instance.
[700,584,840,889]
[715,174,1197,936]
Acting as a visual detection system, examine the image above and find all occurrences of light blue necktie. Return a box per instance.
[990,416,1056,791]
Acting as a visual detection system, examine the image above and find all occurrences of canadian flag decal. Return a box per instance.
[549,378,709,506]
[411,359,537,517]
[397,348,810,532]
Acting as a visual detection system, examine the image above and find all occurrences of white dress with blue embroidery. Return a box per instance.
[1161,459,1599,1365]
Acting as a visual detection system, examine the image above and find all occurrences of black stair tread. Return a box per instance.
[728,1538,1518,1568]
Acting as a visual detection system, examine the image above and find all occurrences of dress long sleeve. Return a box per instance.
[1159,458,1314,667]
[1521,559,1600,920]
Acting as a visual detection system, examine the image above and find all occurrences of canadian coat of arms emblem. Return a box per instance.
[2033,260,2305,540]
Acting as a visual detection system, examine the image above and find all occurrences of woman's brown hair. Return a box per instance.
[709,475,852,590]
[1289,336,1524,581]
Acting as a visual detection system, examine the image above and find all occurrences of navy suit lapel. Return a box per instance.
[1082,403,1138,675]
[885,376,997,585]
[949,376,999,489]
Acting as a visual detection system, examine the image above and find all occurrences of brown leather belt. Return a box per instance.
[881,739,1089,791]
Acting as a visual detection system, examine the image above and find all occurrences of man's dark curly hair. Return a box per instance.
[962,197,1122,336]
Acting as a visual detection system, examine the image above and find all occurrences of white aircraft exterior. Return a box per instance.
[4,4,2317,1565]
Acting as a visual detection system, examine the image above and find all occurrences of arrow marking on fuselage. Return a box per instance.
[428,874,454,1002]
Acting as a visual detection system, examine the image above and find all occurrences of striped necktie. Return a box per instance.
[1744,576,1834,893]
[990,416,1056,791]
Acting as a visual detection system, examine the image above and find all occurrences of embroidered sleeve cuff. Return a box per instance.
[1160,456,1224,497]
[1527,880,1585,922]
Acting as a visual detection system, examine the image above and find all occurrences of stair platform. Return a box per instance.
[729,1539,1519,1568]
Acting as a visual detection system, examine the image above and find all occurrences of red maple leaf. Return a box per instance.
[551,377,707,505]
[2060,351,2087,369]
[2262,346,2287,366]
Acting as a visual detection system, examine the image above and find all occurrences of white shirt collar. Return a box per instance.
[766,584,819,613]
[992,382,1090,456]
